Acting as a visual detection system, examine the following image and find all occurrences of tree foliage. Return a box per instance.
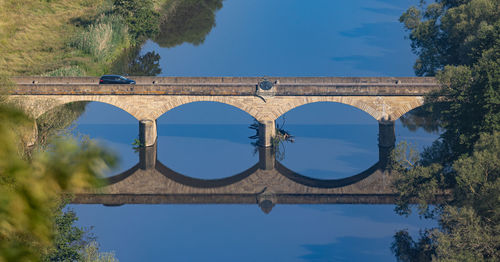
[42,201,89,262]
[400,0,499,159]
[400,0,499,77]
[0,101,117,261]
[80,241,119,262]
[113,0,160,41]
[392,0,500,261]
[392,133,500,261]
[41,200,120,262]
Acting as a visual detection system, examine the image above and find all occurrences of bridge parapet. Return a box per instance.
[11,77,438,96]
[11,76,438,84]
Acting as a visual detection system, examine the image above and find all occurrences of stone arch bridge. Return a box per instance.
[9,76,438,147]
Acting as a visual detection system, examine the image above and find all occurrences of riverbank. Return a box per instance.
[0,0,168,77]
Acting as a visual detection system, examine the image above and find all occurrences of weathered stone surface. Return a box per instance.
[9,93,430,122]
[10,77,437,121]
[258,120,276,147]
[139,120,157,147]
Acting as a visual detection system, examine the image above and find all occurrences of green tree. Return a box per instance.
[395,0,500,213]
[42,201,89,262]
[41,199,120,262]
[401,0,499,77]
[113,0,160,41]
[80,241,118,262]
[391,0,500,261]
[0,92,117,261]
[392,133,500,261]
[400,0,499,160]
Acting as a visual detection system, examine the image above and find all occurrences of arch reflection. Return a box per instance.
[74,121,397,213]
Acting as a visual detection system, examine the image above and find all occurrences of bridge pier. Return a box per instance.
[258,120,276,147]
[139,142,157,170]
[378,120,395,168]
[259,146,275,170]
[139,120,157,147]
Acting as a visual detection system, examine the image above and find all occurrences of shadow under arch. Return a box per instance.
[36,101,138,147]
[275,161,381,189]
[104,159,259,190]
[103,142,260,188]
[35,101,89,146]
[35,98,139,121]
[107,163,141,185]
[35,101,88,126]
[155,161,259,188]
[398,102,444,133]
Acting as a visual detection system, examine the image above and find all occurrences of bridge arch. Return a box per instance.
[17,96,141,120]
[36,100,138,121]
[153,96,261,120]
[268,97,381,121]
[275,100,379,123]
[265,96,425,122]
[388,100,429,121]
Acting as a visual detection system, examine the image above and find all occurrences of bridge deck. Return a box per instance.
[11,76,438,96]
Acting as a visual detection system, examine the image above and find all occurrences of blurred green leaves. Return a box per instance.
[0,102,116,261]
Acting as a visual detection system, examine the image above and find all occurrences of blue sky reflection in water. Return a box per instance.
[142,0,417,76]
[70,0,439,261]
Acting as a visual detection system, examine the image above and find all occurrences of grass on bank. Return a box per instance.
[0,0,105,75]
[72,14,130,63]
[0,0,141,76]
[0,0,171,77]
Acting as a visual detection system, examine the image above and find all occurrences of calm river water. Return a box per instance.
[69,1,439,261]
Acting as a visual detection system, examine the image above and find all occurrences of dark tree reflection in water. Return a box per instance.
[112,46,162,76]
[36,101,88,148]
[154,0,223,48]
[399,103,444,134]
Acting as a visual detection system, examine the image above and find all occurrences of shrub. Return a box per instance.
[113,0,160,41]
[73,14,129,62]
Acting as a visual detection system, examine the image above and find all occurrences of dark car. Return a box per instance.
[99,75,136,84]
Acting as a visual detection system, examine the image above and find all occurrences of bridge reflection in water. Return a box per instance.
[72,121,397,214]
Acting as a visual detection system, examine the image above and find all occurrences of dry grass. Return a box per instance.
[0,0,107,75]
[72,14,129,63]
